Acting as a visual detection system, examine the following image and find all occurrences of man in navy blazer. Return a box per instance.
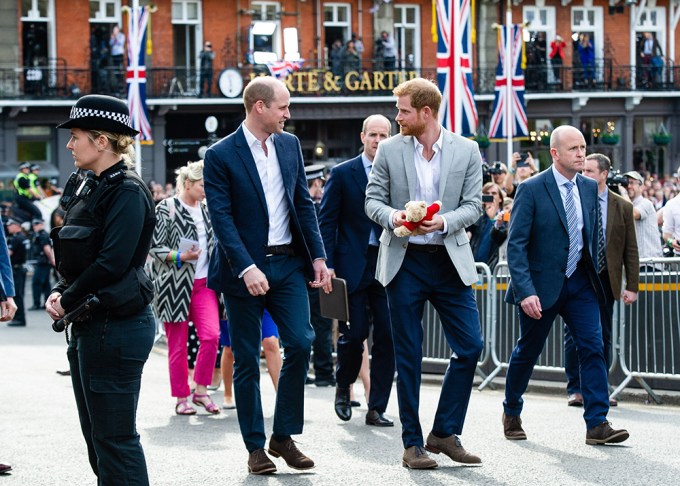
[204,76,330,474]
[502,125,629,445]
[319,114,395,427]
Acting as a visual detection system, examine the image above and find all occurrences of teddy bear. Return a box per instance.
[394,200,442,237]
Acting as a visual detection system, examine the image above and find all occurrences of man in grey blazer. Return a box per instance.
[365,78,484,469]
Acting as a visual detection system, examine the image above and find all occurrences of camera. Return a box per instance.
[482,194,494,203]
[487,162,504,175]
[606,170,629,189]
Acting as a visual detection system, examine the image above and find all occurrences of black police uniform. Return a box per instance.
[7,229,29,325]
[31,227,52,309]
[52,161,156,485]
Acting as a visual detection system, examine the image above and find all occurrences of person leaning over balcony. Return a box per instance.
[549,34,566,85]
[198,41,215,97]
[504,152,537,198]
[149,160,221,416]
[502,125,629,446]
[563,153,639,409]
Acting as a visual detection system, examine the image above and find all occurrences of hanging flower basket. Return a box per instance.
[474,135,490,149]
[653,133,671,146]
[601,133,620,145]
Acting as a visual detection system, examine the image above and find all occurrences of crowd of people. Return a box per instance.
[6,75,680,482]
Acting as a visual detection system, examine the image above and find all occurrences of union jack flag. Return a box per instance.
[126,6,152,143]
[266,59,305,80]
[488,24,528,139]
[436,0,478,136]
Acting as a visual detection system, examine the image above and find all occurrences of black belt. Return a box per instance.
[265,244,296,257]
[407,244,444,253]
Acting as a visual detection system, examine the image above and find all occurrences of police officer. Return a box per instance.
[46,94,156,485]
[29,164,46,200]
[6,218,29,326]
[30,218,54,310]
[13,163,42,220]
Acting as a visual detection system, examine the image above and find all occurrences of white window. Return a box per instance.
[172,0,200,23]
[394,5,420,69]
[89,0,119,22]
[571,7,604,81]
[21,0,50,20]
[635,7,666,54]
[250,1,281,64]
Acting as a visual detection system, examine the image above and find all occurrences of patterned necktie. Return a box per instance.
[564,181,579,277]
[597,205,607,272]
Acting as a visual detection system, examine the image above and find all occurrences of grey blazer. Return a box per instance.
[364,128,483,286]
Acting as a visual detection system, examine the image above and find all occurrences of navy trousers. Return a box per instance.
[504,263,609,429]
[67,306,155,486]
[564,269,615,395]
[224,254,314,452]
[307,287,335,381]
[336,246,394,413]
[386,248,483,448]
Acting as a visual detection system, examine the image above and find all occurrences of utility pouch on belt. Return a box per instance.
[98,266,154,317]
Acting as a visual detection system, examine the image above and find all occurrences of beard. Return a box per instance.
[399,119,426,138]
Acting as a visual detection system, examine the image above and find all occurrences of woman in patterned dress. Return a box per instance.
[149,160,221,415]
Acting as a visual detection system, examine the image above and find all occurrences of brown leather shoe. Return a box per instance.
[365,409,394,427]
[568,393,584,407]
[425,433,481,464]
[402,446,438,469]
[586,421,629,445]
[247,449,276,475]
[609,397,618,407]
[268,436,315,470]
[502,413,527,440]
[0,463,12,474]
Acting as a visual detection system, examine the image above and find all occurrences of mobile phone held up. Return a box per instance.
[482,194,494,203]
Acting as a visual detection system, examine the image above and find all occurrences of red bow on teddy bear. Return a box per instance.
[394,200,442,237]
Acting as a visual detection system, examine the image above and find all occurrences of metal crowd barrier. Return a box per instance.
[442,257,680,400]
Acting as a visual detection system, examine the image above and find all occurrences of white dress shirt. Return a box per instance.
[409,129,445,245]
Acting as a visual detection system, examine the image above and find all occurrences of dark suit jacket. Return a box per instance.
[203,125,326,297]
[604,189,639,298]
[319,155,382,293]
[505,168,602,310]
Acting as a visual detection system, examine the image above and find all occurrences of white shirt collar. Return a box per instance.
[551,164,578,187]
[413,128,444,157]
[242,123,272,149]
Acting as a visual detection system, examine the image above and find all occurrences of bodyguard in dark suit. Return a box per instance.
[564,153,639,407]
[502,125,630,445]
[319,114,395,426]
[204,77,330,475]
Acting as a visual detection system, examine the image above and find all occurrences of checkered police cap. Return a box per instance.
[57,94,139,137]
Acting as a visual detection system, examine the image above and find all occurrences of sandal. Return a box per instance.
[175,399,196,415]
[192,393,221,414]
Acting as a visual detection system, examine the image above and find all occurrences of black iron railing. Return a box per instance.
[1,58,678,101]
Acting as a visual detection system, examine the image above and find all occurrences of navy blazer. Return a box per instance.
[203,125,326,297]
[505,168,602,310]
[319,155,382,293]
[0,229,15,298]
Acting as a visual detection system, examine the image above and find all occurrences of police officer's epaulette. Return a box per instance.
[104,169,127,185]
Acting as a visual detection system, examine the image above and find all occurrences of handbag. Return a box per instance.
[98,266,154,317]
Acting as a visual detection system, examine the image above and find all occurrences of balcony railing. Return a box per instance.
[1,58,678,101]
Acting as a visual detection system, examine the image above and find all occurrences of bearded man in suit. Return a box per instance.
[365,78,484,469]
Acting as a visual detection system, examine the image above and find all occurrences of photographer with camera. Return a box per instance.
[504,152,538,198]
[563,153,639,408]
[483,161,508,189]
[624,170,664,263]
[46,95,156,485]
[468,182,507,269]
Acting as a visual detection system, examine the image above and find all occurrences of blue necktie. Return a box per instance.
[564,181,579,277]
[597,205,607,272]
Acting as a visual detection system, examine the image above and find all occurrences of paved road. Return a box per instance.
[2,308,680,485]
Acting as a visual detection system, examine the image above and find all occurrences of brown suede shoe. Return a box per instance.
[503,413,527,440]
[268,436,315,470]
[586,421,629,445]
[402,446,438,469]
[568,393,584,407]
[247,449,276,475]
[425,433,481,464]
